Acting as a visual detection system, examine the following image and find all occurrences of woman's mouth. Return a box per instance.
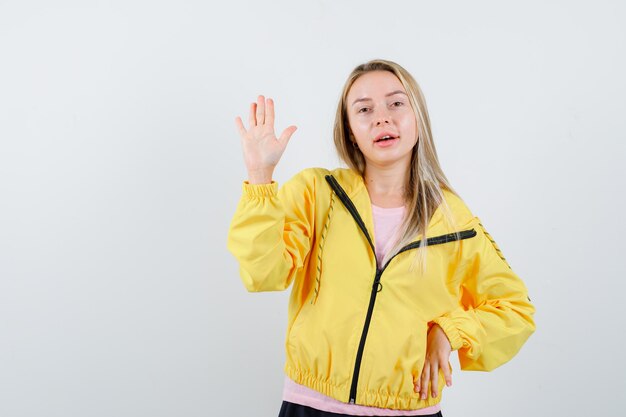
[374,135,399,147]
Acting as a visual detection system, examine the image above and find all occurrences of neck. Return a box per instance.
[363,161,409,207]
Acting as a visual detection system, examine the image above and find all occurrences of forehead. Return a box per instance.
[347,70,405,100]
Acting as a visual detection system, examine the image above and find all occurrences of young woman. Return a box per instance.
[227,59,535,417]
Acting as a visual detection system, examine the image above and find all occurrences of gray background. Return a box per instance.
[1,0,624,416]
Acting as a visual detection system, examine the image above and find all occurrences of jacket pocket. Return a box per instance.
[288,309,307,346]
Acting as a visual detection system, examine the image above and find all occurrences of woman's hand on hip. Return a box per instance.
[415,323,452,399]
[235,95,297,184]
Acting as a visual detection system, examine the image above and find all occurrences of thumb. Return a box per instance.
[278,125,297,145]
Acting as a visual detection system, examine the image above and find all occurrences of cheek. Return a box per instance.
[400,113,418,138]
[349,118,369,141]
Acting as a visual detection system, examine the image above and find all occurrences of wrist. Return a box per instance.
[247,168,274,184]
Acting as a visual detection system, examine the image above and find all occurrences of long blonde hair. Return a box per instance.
[333,59,459,271]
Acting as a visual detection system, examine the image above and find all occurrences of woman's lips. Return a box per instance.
[374,137,399,147]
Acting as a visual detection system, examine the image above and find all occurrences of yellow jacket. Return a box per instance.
[227,167,535,411]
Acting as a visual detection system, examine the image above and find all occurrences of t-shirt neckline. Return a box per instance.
[371,203,406,215]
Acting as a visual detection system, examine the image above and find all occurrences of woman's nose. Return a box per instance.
[374,110,391,125]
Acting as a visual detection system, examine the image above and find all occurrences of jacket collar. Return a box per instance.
[329,168,367,199]
[326,168,470,239]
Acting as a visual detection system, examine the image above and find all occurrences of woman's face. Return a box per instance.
[346,70,418,170]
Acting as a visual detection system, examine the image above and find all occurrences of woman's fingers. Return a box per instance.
[419,363,430,400]
[265,97,275,128]
[235,116,247,137]
[247,96,279,130]
[441,359,452,387]
[430,361,439,398]
[256,95,265,125]
[417,359,450,399]
[241,96,291,147]
[279,125,297,145]
[248,102,257,127]
[415,324,452,401]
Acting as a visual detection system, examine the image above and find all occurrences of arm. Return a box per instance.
[432,218,536,371]
[227,172,315,292]
[228,95,308,292]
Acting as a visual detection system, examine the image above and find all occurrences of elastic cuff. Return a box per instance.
[242,181,278,198]
[432,315,464,351]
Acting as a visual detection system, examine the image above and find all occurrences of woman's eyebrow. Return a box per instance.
[386,90,407,98]
[351,90,407,106]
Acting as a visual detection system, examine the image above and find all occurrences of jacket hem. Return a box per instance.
[285,364,443,411]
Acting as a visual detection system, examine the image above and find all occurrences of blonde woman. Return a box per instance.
[228,59,535,417]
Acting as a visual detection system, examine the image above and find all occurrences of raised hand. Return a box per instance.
[235,95,297,184]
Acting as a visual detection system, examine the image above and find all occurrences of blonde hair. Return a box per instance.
[333,59,459,271]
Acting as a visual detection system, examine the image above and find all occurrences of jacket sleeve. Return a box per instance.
[226,170,315,292]
[432,218,536,371]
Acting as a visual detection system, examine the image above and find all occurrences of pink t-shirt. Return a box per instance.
[282,204,441,416]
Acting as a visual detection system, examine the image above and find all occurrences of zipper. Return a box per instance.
[325,175,476,404]
[325,175,376,257]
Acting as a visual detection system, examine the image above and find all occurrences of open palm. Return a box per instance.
[235,95,297,183]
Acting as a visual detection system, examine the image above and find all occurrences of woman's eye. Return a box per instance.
[358,107,370,113]
[392,101,404,107]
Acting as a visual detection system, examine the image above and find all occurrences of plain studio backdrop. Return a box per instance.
[1,1,624,416]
